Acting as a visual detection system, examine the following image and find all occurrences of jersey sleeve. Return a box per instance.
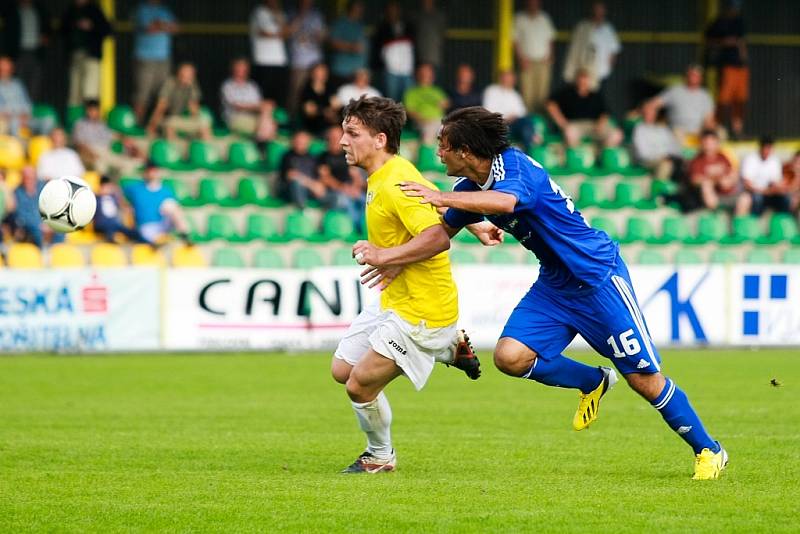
[441,177,484,229]
[386,180,444,236]
[491,152,537,205]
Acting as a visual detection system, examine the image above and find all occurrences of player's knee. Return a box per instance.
[624,371,666,401]
[344,376,374,403]
[493,340,535,377]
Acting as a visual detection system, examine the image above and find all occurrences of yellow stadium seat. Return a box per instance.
[172,244,206,267]
[49,243,86,268]
[27,135,53,166]
[131,243,166,266]
[66,228,97,244]
[83,170,101,192]
[4,169,22,190]
[0,135,26,170]
[7,243,43,268]
[90,243,127,267]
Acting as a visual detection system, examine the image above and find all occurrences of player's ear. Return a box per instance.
[375,132,387,150]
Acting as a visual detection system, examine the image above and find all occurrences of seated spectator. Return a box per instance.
[147,62,211,141]
[741,136,790,216]
[448,63,481,112]
[123,160,191,244]
[482,70,540,152]
[632,104,683,181]
[12,166,63,247]
[546,68,622,148]
[317,125,366,233]
[36,127,85,181]
[335,68,381,108]
[277,130,329,209]
[686,129,750,214]
[73,99,141,174]
[299,63,339,136]
[219,58,276,143]
[782,151,800,213]
[403,63,449,144]
[0,55,32,137]
[0,169,17,241]
[93,175,143,243]
[647,64,716,145]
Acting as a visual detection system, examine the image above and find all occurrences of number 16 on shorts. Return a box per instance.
[607,329,641,358]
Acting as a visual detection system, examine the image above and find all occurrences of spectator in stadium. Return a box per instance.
[0,0,53,101]
[403,63,449,144]
[647,64,716,145]
[546,67,623,148]
[73,99,140,174]
[686,129,750,214]
[448,64,482,112]
[0,170,17,240]
[563,1,620,92]
[328,1,367,88]
[36,127,85,181]
[632,103,683,181]
[783,152,800,213]
[219,58,276,143]
[286,0,326,116]
[298,63,338,136]
[249,0,289,109]
[60,0,111,106]
[0,55,32,137]
[514,0,556,112]
[741,136,791,216]
[335,68,381,107]
[706,1,748,139]
[483,70,541,152]
[411,0,446,78]
[317,125,366,233]
[147,62,211,141]
[277,130,329,209]
[93,175,143,243]
[372,1,415,102]
[132,0,178,125]
[123,160,191,245]
[12,165,62,247]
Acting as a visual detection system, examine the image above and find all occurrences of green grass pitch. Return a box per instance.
[1,349,797,532]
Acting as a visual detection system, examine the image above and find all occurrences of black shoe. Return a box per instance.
[340,450,397,474]
[448,330,481,380]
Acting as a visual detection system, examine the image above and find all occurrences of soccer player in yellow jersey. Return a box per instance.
[331,96,486,474]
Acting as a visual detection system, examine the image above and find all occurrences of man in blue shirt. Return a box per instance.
[132,0,178,124]
[400,106,728,480]
[123,160,190,245]
[328,1,367,88]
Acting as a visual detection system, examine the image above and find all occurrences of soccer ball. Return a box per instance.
[38,176,97,233]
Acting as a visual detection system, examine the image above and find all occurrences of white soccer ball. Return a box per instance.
[38,176,97,233]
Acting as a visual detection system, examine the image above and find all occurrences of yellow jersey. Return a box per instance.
[366,156,458,327]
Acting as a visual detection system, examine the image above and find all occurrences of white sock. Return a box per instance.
[351,391,393,458]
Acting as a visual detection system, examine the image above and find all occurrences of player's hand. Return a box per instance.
[352,240,385,266]
[360,265,403,291]
[469,221,504,246]
[399,182,445,207]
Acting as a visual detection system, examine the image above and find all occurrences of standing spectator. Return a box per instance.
[706,1,748,138]
[60,0,111,107]
[250,0,289,109]
[73,99,139,174]
[0,170,18,240]
[647,64,716,146]
[123,160,191,245]
[403,63,449,144]
[563,0,620,91]
[316,125,366,233]
[93,175,143,243]
[328,1,367,88]
[0,1,52,101]
[147,62,211,141]
[546,68,622,148]
[372,1,415,102]
[219,58,276,143]
[286,0,326,116]
[482,70,540,152]
[448,63,482,112]
[277,130,329,209]
[741,136,790,216]
[36,127,85,181]
[514,0,555,112]
[632,103,683,181]
[12,166,63,247]
[412,0,446,78]
[299,63,338,136]
[686,129,750,214]
[335,68,381,107]
[132,0,178,125]
[782,152,800,213]
[0,55,32,137]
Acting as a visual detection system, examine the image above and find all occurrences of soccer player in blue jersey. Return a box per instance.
[400,107,728,480]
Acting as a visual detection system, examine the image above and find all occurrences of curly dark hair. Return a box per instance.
[342,95,407,155]
[440,107,511,160]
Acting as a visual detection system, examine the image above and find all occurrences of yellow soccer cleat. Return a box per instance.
[692,445,729,480]
[573,366,618,431]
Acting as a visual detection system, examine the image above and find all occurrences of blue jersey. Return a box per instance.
[443,147,619,293]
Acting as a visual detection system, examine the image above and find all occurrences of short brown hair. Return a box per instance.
[342,96,406,154]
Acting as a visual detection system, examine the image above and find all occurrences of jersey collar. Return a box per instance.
[479,154,505,191]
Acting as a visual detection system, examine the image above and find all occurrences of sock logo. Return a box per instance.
[388,339,407,355]
[677,425,693,434]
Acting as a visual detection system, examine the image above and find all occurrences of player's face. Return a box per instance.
[341,117,380,168]
[437,134,466,177]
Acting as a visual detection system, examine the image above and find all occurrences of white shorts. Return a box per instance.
[334,302,458,391]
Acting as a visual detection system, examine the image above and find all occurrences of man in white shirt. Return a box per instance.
[220,58,276,142]
[647,64,716,145]
[36,127,85,181]
[482,70,540,152]
[250,0,288,108]
[514,0,555,112]
[741,136,791,215]
[563,1,620,90]
[336,68,381,107]
[632,103,682,180]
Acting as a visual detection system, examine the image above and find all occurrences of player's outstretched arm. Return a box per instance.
[352,224,450,267]
[400,182,516,215]
[466,221,504,246]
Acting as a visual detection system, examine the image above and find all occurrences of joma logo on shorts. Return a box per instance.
[388,340,407,355]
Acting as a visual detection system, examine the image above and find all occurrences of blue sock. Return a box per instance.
[523,354,604,394]
[651,378,719,454]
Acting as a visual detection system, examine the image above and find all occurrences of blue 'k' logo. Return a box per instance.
[742,274,788,335]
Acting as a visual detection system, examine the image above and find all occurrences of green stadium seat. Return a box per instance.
[603,180,645,209]
[252,248,285,268]
[149,139,191,171]
[162,178,193,205]
[782,248,800,264]
[674,248,703,264]
[65,104,84,132]
[228,141,267,172]
[745,248,774,264]
[760,213,799,244]
[107,105,144,136]
[184,212,204,242]
[236,176,267,206]
[637,248,666,265]
[198,106,229,137]
[529,145,561,170]
[530,114,549,139]
[203,213,239,242]
[195,177,232,206]
[189,140,228,171]
[600,147,648,177]
[292,247,325,269]
[721,216,762,245]
[577,181,605,208]
[565,145,595,174]
[283,210,317,241]
[241,213,279,242]
[273,107,290,127]
[417,144,446,172]
[621,215,655,243]
[486,248,517,264]
[32,103,59,128]
[265,140,290,172]
[709,249,738,264]
[319,211,355,242]
[212,247,245,267]
[590,215,618,240]
[331,247,356,266]
[650,179,679,199]
[649,215,690,244]
[309,138,327,156]
[449,249,479,264]
[687,213,728,244]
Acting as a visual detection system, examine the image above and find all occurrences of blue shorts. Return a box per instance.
[500,261,661,375]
